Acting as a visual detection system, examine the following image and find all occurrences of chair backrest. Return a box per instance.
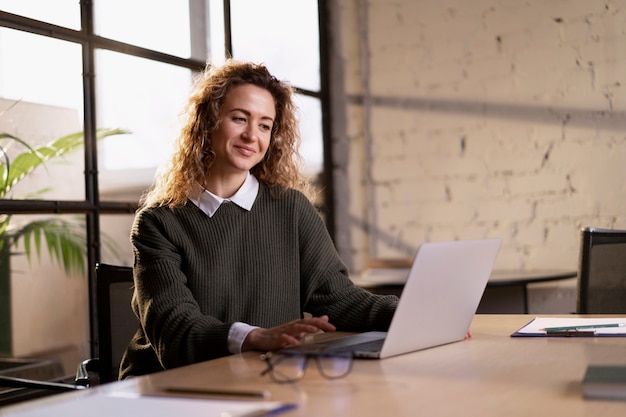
[95,263,137,383]
[576,227,626,314]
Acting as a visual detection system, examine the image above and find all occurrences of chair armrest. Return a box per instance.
[75,358,100,387]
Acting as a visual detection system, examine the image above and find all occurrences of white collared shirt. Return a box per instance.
[189,172,260,353]
[191,172,259,217]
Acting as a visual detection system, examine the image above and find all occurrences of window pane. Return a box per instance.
[230,0,320,91]
[9,214,89,357]
[295,94,323,178]
[94,0,192,58]
[0,29,85,200]
[207,0,225,64]
[100,214,136,266]
[0,28,83,113]
[0,0,80,30]
[96,50,193,199]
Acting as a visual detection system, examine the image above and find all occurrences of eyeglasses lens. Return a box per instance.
[315,354,352,379]
[269,353,307,382]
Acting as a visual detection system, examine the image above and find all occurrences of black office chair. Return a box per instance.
[0,263,136,399]
[576,227,626,314]
[91,263,137,384]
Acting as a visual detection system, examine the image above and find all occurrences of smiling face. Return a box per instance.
[207,84,276,193]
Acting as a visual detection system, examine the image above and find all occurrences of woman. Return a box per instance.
[119,60,398,379]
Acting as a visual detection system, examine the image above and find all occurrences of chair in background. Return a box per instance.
[576,227,626,314]
[0,263,136,402]
[92,263,137,384]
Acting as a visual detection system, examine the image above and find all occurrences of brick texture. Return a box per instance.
[330,0,626,278]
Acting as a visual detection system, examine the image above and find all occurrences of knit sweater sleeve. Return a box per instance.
[127,206,233,372]
[293,192,398,331]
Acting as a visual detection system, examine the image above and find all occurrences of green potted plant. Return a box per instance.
[0,126,127,355]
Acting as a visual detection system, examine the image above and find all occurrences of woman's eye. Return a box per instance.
[260,124,272,132]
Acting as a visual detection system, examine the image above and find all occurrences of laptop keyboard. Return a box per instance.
[328,338,384,354]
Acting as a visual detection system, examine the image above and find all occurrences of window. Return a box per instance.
[0,1,329,359]
[230,0,324,176]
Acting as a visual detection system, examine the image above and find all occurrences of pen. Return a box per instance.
[545,330,597,336]
[230,403,298,417]
[542,323,625,332]
[163,386,271,399]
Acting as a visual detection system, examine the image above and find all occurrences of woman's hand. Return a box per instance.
[242,315,336,352]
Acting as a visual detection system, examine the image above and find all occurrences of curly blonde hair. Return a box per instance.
[141,59,310,208]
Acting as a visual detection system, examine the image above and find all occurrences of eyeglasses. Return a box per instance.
[260,351,353,383]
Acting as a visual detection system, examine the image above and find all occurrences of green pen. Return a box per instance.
[542,323,625,332]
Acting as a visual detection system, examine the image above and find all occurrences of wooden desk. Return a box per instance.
[354,269,577,313]
[3,315,626,416]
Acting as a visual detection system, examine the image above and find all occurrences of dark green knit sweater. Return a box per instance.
[119,183,397,378]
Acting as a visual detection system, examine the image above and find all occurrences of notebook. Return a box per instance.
[282,238,502,359]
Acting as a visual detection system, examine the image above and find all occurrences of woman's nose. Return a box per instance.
[241,125,257,141]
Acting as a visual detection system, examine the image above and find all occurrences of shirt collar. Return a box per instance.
[191,173,259,217]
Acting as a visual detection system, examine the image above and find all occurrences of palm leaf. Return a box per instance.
[0,128,128,199]
[0,215,10,254]
[0,133,40,197]
[0,126,129,275]
[13,218,87,276]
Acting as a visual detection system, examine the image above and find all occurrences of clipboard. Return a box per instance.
[511,317,626,337]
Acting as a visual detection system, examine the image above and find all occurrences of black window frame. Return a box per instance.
[0,0,333,358]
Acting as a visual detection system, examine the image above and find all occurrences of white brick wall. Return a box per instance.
[330,0,626,299]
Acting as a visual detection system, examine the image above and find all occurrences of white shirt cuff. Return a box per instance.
[228,322,259,353]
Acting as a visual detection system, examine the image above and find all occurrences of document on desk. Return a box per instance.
[511,317,626,337]
[4,392,296,417]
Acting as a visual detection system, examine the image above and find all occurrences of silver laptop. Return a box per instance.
[282,238,502,359]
